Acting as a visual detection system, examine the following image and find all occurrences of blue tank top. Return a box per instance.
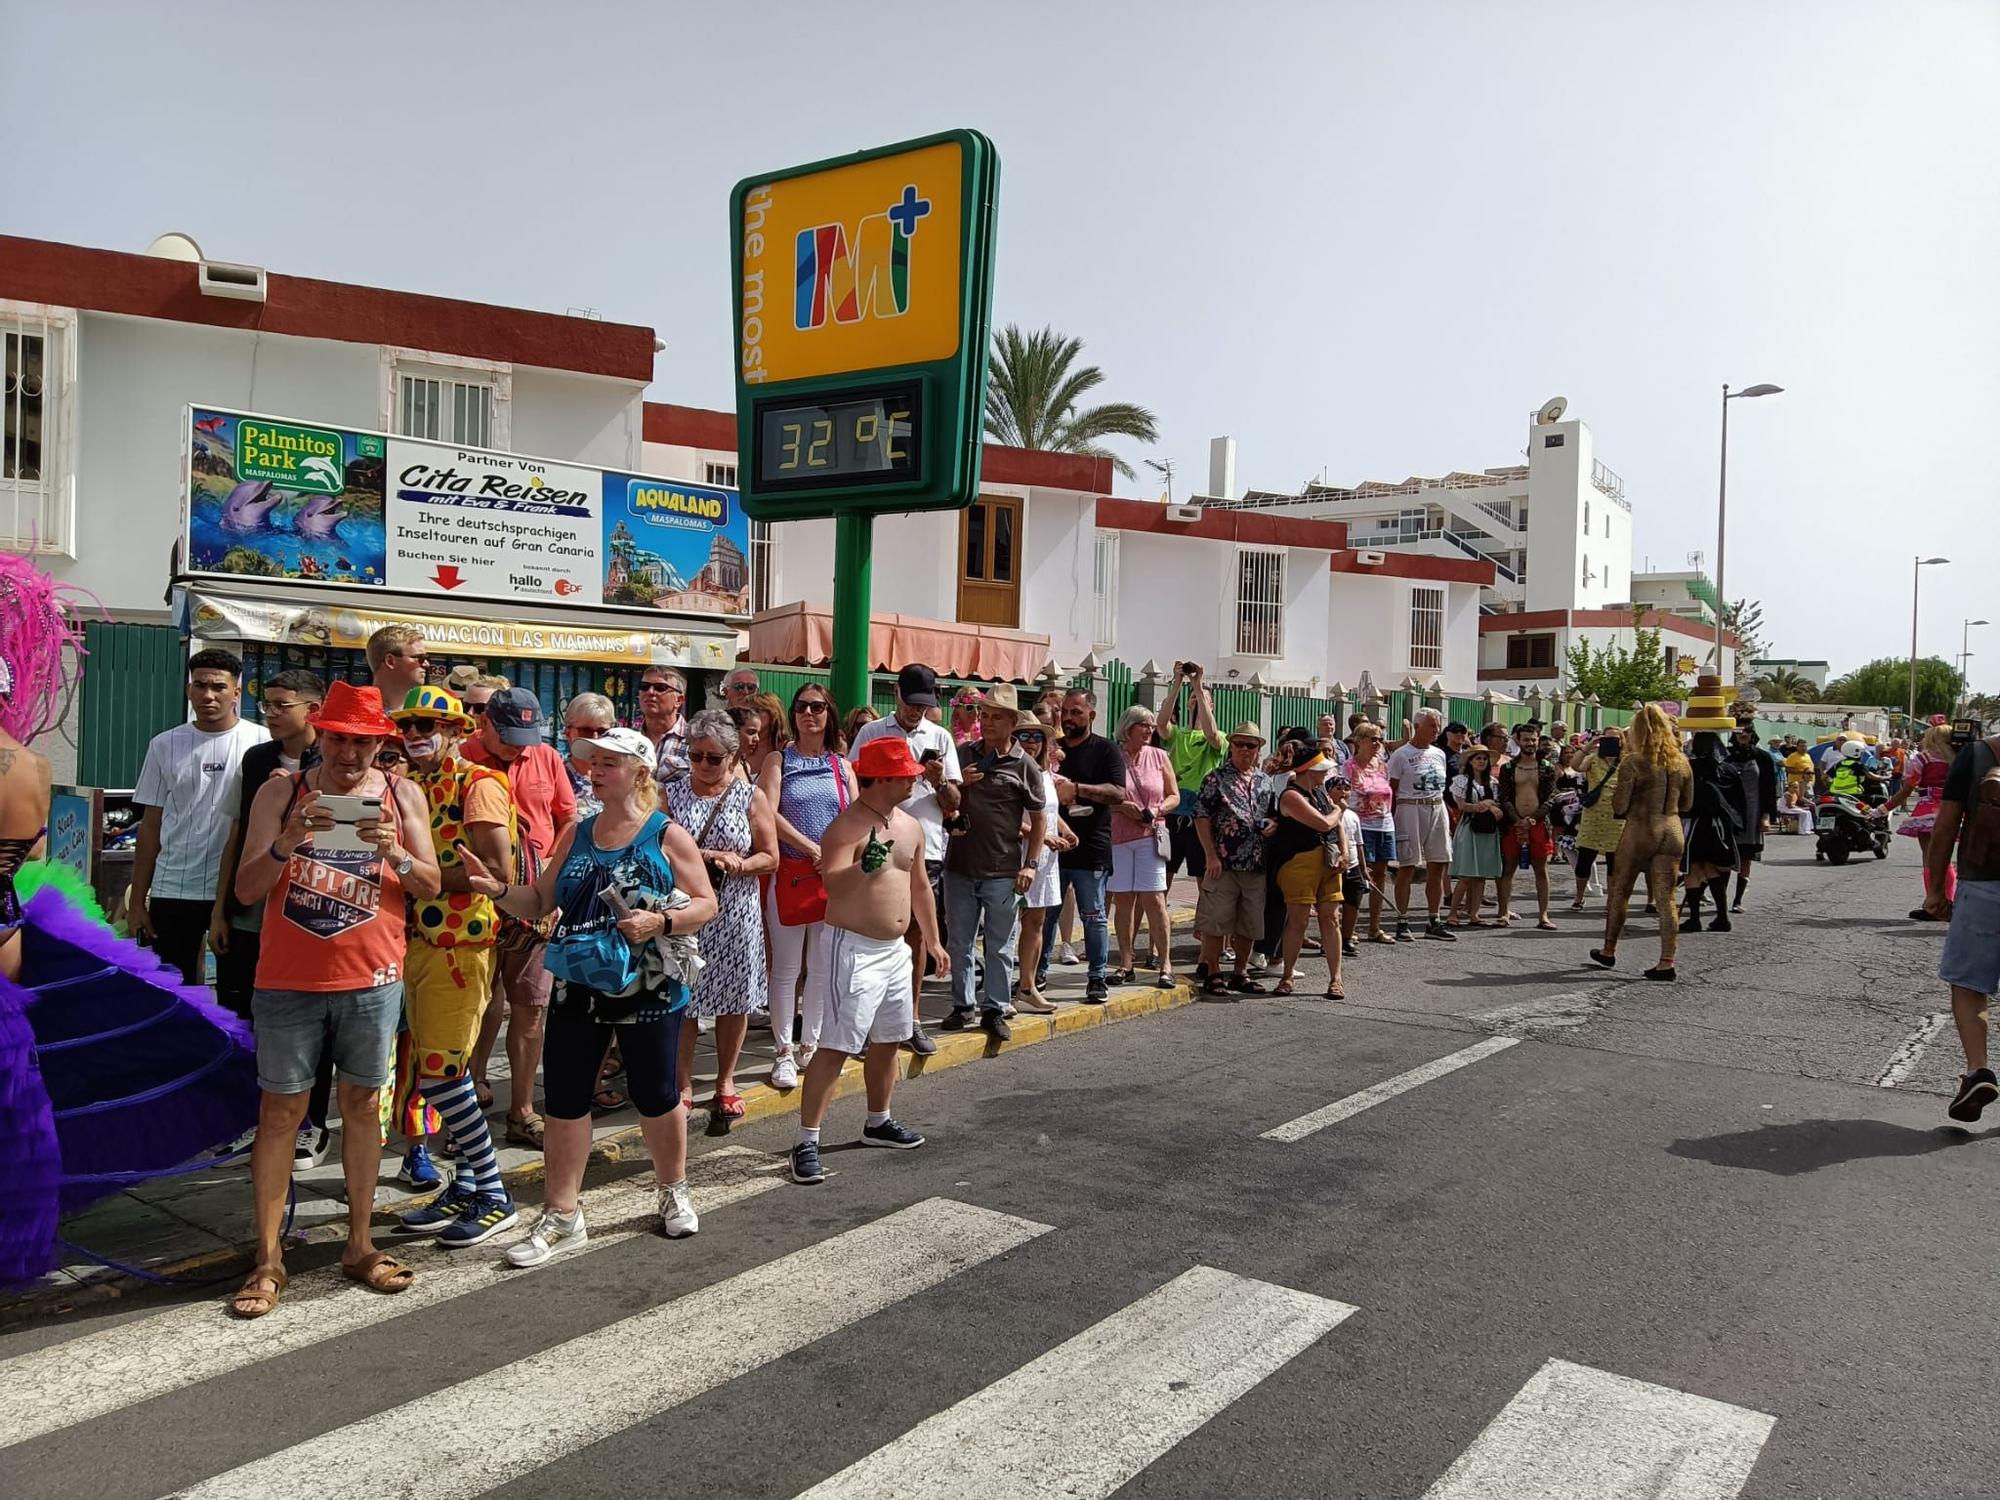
[777,746,846,859]
[550,810,685,1017]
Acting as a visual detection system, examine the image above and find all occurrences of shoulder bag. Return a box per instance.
[776,753,849,927]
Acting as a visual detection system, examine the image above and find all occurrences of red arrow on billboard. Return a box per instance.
[432,564,465,590]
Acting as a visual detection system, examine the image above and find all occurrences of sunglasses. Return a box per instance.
[639,681,681,693]
[374,749,407,767]
[465,702,488,716]
[400,716,445,734]
[687,750,730,766]
[398,653,431,666]
[1018,729,1047,741]
[726,681,757,694]
[796,700,830,714]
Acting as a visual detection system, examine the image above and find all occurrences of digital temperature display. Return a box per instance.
[752,383,922,493]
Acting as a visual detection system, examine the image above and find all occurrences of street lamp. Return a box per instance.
[1714,382,1783,676]
[1961,617,1990,714]
[1909,556,1949,721]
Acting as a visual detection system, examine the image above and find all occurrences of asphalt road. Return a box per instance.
[1,835,1990,1499]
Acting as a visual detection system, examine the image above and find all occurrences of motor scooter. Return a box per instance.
[1813,785,1891,865]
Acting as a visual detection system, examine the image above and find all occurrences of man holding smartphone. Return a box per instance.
[228,682,440,1318]
[850,663,962,1053]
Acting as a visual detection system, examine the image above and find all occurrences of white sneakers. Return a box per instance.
[771,1048,800,1091]
[659,1181,699,1238]
[506,1206,588,1268]
[1054,943,1080,966]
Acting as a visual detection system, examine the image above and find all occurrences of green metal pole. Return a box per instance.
[831,511,874,718]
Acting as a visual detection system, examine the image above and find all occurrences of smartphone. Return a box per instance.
[313,793,381,852]
[919,748,942,766]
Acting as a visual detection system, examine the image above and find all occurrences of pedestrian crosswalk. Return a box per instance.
[0,1163,1778,1500]
[0,1147,782,1449]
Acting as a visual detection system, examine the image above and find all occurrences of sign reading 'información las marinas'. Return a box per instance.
[182,406,751,619]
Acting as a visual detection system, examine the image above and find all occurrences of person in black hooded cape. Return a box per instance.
[1681,731,1744,933]
[1723,719,1778,913]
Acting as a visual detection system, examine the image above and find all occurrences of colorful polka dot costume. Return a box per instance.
[409,754,514,950]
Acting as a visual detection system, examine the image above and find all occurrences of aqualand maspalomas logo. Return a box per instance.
[793,184,931,330]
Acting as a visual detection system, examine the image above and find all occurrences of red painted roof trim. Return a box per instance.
[1093,496,1351,550]
[644,402,1114,492]
[1329,549,1493,584]
[1479,607,1740,649]
[0,235,656,382]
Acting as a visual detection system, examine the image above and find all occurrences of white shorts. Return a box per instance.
[815,926,915,1055]
[1108,837,1168,894]
[1394,800,1453,867]
[1026,847,1062,910]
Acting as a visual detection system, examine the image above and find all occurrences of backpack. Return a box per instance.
[1957,737,2000,882]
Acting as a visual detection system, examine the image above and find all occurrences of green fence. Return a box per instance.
[1102,659,1134,728]
[77,623,189,788]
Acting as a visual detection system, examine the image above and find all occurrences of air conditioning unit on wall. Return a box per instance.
[1355,549,1387,566]
[1164,504,1204,523]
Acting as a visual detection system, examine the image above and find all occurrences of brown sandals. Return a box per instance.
[342,1250,416,1294]
[229,1264,288,1319]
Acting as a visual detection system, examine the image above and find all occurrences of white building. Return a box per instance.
[1211,402,1634,618]
[1629,568,1722,626]
[0,231,745,785]
[643,405,1491,697]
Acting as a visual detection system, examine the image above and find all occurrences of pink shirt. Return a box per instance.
[1112,744,1171,845]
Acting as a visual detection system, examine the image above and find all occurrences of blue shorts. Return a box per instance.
[1360,828,1397,866]
[251,982,402,1095]
[1941,880,2000,998]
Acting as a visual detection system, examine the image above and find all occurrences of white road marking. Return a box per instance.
[1261,1036,1523,1142]
[1422,1358,1775,1500]
[170,1197,1050,1500]
[1873,1013,1950,1088]
[0,1147,782,1449]
[797,1265,1355,1499]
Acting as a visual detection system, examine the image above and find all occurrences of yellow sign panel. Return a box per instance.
[738,140,964,386]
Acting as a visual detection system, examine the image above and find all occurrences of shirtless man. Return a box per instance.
[1498,724,1559,929]
[789,737,950,1186]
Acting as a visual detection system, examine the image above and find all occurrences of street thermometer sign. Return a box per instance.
[731,130,999,518]
[730,130,999,711]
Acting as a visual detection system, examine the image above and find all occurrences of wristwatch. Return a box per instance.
[393,850,415,877]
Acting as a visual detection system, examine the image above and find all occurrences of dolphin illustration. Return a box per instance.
[218,480,284,532]
[299,455,342,489]
[293,492,348,539]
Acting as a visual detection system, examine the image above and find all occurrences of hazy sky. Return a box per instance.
[6,2,1995,684]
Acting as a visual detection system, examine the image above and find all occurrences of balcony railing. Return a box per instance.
[1592,459,1629,510]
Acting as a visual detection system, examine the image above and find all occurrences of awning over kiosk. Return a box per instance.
[180,586,741,671]
[746,601,1050,682]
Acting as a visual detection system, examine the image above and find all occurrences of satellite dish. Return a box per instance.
[145,231,206,263]
[1536,396,1569,425]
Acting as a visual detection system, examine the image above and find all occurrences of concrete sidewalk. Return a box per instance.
[7,899,1208,1319]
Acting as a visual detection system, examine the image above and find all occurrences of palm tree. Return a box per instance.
[1752,667,1819,703]
[985,324,1159,480]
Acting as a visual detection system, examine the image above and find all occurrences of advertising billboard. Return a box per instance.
[184,406,750,619]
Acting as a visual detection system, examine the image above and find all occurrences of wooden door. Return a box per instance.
[956,495,1022,628]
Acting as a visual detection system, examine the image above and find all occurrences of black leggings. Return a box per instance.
[542,994,682,1119]
[1574,848,1614,887]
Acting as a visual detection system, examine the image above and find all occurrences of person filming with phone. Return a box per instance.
[226,683,440,1318]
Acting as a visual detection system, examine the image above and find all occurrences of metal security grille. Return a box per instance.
[1092,532,1119,649]
[400,373,494,448]
[1235,548,1283,657]
[2,307,72,554]
[1409,586,1445,672]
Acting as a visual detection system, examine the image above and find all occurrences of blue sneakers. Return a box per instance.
[397,1143,443,1191]
[395,1174,474,1235]
[861,1119,926,1150]
[438,1192,520,1248]
[789,1140,825,1184]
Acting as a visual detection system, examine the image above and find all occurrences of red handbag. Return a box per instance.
[774,752,849,927]
[774,854,828,927]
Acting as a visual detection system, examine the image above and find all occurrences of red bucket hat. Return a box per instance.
[309,681,398,738]
[853,737,923,780]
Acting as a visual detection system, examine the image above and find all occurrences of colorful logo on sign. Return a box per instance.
[234,419,374,495]
[739,140,964,384]
[794,185,930,330]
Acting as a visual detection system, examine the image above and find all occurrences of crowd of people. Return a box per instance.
[4,580,1996,1317]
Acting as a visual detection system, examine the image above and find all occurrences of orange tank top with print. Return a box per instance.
[255,771,409,993]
